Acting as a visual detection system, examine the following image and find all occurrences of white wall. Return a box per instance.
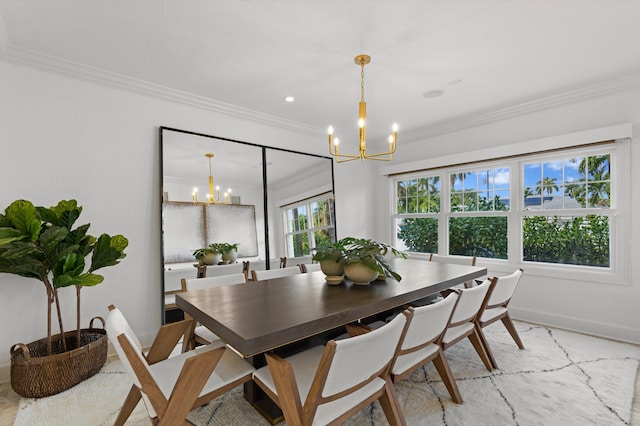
[0,59,373,380]
[375,87,640,344]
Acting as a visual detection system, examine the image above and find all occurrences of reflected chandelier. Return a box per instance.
[328,54,398,163]
[192,153,231,204]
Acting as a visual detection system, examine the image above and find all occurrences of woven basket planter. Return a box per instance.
[9,317,108,398]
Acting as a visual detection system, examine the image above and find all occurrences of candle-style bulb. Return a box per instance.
[392,123,399,132]
[327,125,334,135]
[334,137,340,146]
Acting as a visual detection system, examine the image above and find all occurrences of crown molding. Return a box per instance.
[0,43,322,136]
[402,72,640,142]
[1,38,639,142]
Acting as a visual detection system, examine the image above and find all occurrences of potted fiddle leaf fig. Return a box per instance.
[0,199,128,397]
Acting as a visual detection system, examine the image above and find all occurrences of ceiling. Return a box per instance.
[2,1,640,149]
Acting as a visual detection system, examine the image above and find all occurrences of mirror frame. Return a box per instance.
[159,126,336,322]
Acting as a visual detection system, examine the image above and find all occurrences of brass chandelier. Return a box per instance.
[192,153,231,204]
[328,54,398,163]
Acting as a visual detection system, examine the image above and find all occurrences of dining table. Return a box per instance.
[176,257,487,422]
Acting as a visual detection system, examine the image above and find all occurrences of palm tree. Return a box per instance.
[535,177,559,195]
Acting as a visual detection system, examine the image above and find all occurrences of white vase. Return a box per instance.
[320,259,345,276]
[222,249,237,263]
[203,253,222,265]
[344,262,379,285]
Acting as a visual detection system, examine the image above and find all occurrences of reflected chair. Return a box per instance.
[475,269,525,369]
[106,305,254,426]
[163,267,196,313]
[180,273,247,351]
[391,293,463,403]
[300,262,321,273]
[253,310,412,426]
[251,265,301,281]
[204,262,244,277]
[440,280,494,372]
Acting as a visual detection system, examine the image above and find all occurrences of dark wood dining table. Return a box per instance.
[176,258,487,422]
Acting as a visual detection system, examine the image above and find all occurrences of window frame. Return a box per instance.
[282,193,336,257]
[390,139,630,286]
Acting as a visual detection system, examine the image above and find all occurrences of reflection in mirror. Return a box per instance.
[160,128,335,322]
[266,149,335,262]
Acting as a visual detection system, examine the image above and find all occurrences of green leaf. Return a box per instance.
[0,228,26,246]
[54,272,103,288]
[6,200,41,242]
[39,226,69,252]
[53,253,85,283]
[90,234,128,272]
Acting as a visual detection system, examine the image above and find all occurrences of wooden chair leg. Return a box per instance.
[431,349,463,404]
[501,314,525,349]
[377,377,406,426]
[467,329,493,372]
[475,325,498,370]
[113,385,142,426]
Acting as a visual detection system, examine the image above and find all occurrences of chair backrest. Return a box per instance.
[485,269,523,307]
[401,292,458,351]
[164,268,196,292]
[449,279,491,325]
[321,310,410,398]
[251,266,301,282]
[204,262,244,277]
[182,273,247,292]
[105,306,146,391]
[300,263,321,273]
[430,254,477,266]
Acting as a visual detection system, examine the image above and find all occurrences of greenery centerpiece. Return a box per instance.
[0,199,128,397]
[193,244,224,265]
[313,237,406,284]
[219,242,239,263]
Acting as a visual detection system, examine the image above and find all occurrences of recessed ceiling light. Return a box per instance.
[284,96,295,102]
[423,89,444,99]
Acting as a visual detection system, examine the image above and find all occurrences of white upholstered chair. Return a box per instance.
[440,279,494,371]
[106,305,254,426]
[253,310,412,426]
[251,265,301,282]
[475,269,525,369]
[180,273,247,350]
[391,292,463,403]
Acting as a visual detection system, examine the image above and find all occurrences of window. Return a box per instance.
[522,154,611,267]
[392,142,618,271]
[395,176,439,253]
[283,194,336,257]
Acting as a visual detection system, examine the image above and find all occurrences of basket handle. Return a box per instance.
[10,343,31,361]
[89,316,106,330]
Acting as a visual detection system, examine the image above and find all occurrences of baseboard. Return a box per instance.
[509,306,640,345]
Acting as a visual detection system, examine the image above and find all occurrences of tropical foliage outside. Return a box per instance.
[395,154,611,268]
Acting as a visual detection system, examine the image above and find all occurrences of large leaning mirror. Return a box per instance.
[160,127,335,322]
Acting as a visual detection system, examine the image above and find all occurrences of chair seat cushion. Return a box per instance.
[194,325,223,344]
[479,307,507,324]
[392,343,439,377]
[254,345,386,425]
[442,322,474,346]
[150,342,254,400]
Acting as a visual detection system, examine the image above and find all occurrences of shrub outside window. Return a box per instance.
[284,195,336,257]
[392,146,615,270]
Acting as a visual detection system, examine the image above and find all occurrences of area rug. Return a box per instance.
[11,321,640,425]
